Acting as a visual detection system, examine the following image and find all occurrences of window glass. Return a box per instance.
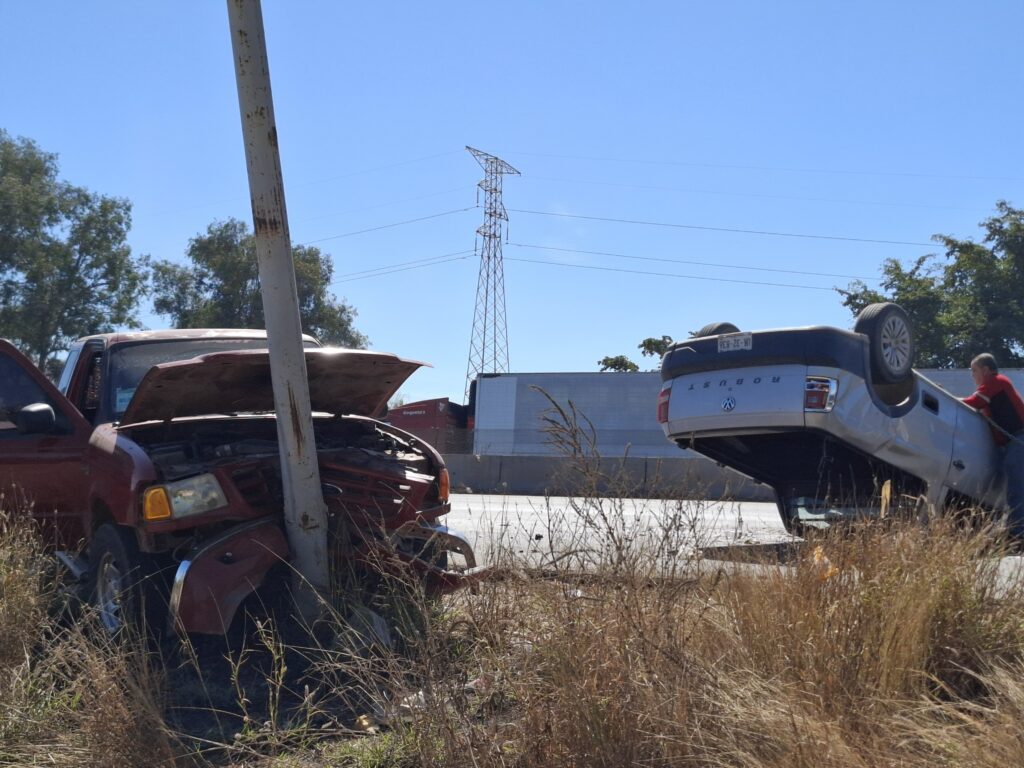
[107,337,318,420]
[0,355,67,435]
[57,344,83,395]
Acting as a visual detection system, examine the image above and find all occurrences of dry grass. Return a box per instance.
[367,517,1024,768]
[0,508,179,768]
[5,445,1024,765]
[0,501,49,671]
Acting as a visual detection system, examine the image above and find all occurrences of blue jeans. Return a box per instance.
[1004,437,1024,539]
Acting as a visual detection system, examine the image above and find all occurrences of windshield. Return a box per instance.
[107,338,317,420]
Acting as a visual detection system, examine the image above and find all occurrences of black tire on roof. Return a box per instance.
[854,302,915,383]
[692,322,740,338]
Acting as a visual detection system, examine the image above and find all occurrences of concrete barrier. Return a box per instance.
[443,454,773,501]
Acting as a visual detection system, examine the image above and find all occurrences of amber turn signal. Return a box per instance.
[438,468,450,503]
[143,487,173,521]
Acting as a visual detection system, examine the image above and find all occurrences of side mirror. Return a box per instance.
[15,403,55,434]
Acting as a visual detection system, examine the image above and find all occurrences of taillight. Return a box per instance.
[805,377,837,412]
[438,468,450,502]
[657,383,671,423]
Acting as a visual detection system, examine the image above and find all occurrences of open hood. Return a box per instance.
[120,348,424,424]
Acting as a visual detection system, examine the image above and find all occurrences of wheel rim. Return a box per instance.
[880,315,912,373]
[95,553,125,633]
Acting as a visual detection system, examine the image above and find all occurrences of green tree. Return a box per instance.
[598,335,674,372]
[597,355,639,372]
[638,335,674,359]
[0,130,148,369]
[840,202,1024,368]
[152,218,368,348]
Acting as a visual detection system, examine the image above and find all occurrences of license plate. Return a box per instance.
[718,332,752,352]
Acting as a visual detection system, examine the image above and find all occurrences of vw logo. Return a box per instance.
[721,397,736,412]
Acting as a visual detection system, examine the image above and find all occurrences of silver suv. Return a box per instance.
[657,304,1003,532]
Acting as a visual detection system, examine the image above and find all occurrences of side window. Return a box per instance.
[0,356,69,436]
[82,355,103,422]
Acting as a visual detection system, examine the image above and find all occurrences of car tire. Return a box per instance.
[775,489,804,537]
[693,322,740,338]
[854,302,914,383]
[88,524,151,635]
[779,507,802,536]
[422,543,448,573]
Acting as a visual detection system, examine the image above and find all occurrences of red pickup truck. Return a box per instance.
[0,330,485,634]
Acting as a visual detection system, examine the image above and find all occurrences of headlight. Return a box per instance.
[144,473,228,521]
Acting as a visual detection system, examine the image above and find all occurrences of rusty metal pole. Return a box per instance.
[226,0,329,616]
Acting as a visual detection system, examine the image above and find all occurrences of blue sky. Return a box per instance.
[3,1,1023,403]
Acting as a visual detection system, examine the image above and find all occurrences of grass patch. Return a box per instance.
[0,509,178,767]
[4,480,1024,765]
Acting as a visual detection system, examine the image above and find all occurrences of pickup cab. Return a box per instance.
[657,305,1005,532]
[0,330,486,634]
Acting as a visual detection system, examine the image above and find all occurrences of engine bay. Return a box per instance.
[125,415,430,483]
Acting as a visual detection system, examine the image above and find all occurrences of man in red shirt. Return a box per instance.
[963,353,1024,542]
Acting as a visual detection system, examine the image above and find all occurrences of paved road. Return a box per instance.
[445,494,1024,589]
[445,494,792,570]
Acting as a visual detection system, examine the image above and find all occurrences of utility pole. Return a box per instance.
[464,147,520,402]
[226,0,329,616]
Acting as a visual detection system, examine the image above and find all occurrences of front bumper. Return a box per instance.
[389,518,492,593]
[169,518,288,635]
[169,514,490,634]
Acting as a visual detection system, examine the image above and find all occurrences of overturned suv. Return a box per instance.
[0,330,486,634]
[657,304,1004,533]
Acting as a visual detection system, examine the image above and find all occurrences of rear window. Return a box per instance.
[107,338,319,420]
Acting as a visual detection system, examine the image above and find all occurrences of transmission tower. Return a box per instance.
[464,146,520,402]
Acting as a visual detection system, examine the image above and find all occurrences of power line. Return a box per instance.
[293,185,475,224]
[507,150,1024,183]
[329,246,858,290]
[504,255,837,291]
[508,242,876,281]
[330,249,848,290]
[289,150,464,188]
[510,208,935,246]
[332,249,475,283]
[150,150,464,217]
[330,243,870,288]
[529,175,983,213]
[298,207,475,245]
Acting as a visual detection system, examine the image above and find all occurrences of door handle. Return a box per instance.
[952,459,966,470]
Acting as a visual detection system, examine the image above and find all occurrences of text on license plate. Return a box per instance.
[717,332,753,352]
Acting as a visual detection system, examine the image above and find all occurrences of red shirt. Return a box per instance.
[964,373,1024,445]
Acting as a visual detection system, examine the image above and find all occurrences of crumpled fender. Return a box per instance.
[169,519,289,635]
[355,518,492,595]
